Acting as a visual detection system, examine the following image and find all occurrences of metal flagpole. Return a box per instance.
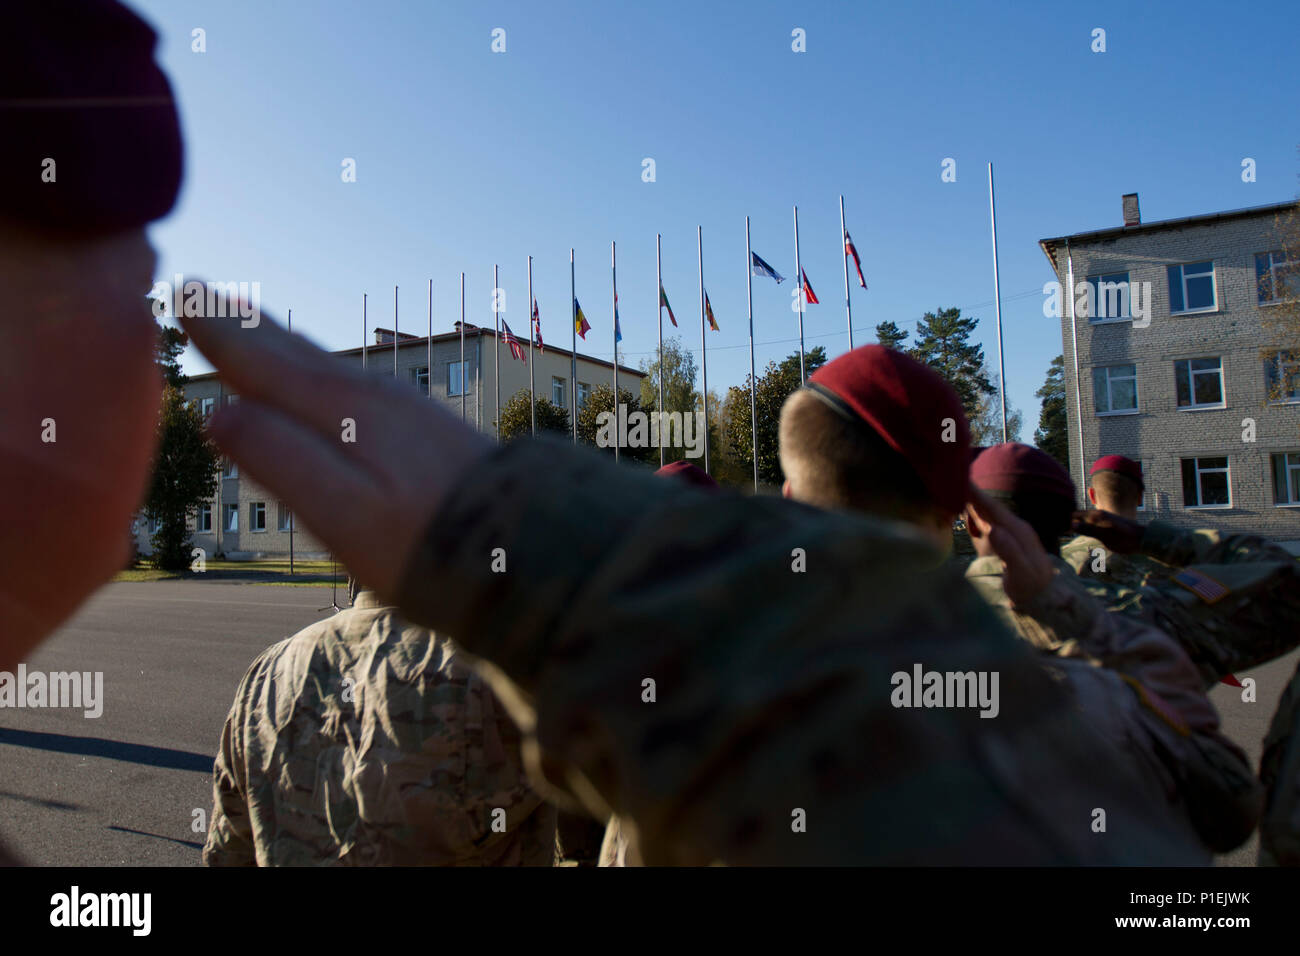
[988,162,1008,443]
[427,279,432,400]
[570,249,577,444]
[460,273,466,423]
[793,204,806,384]
[528,256,536,436]
[840,194,853,350]
[494,263,501,444]
[612,240,619,463]
[287,309,294,575]
[745,217,758,492]
[656,233,664,467]
[697,225,709,475]
[394,285,398,379]
[362,293,367,370]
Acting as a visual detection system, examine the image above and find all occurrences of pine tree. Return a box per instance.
[911,307,994,420]
[875,321,909,352]
[1034,354,1069,467]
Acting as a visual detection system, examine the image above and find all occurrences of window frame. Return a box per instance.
[577,382,591,408]
[223,503,239,532]
[412,365,430,395]
[1181,456,1232,510]
[1256,250,1298,306]
[1092,363,1139,416]
[249,501,267,533]
[197,504,213,533]
[1084,271,1133,323]
[447,361,466,397]
[200,397,216,420]
[552,376,566,408]
[1174,357,1226,411]
[277,503,293,532]
[1271,452,1300,507]
[221,457,239,479]
[1167,261,1218,315]
[1265,350,1300,404]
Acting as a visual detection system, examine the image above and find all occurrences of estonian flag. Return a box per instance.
[751,252,785,284]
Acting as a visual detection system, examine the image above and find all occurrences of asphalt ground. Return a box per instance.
[0,579,1294,866]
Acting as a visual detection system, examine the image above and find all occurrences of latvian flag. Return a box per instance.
[501,320,526,362]
[532,299,543,353]
[844,230,867,288]
[574,298,591,339]
[660,284,678,327]
[705,291,719,332]
[751,252,785,284]
[801,269,819,306]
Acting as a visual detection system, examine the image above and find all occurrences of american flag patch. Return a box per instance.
[1172,568,1230,604]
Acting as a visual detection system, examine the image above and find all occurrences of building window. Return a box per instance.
[1135,461,1148,512]
[1174,357,1225,409]
[249,502,267,532]
[197,505,212,532]
[552,376,566,407]
[1181,456,1231,508]
[578,382,591,407]
[1272,452,1300,506]
[1256,251,1298,305]
[412,366,430,395]
[200,397,216,420]
[1167,261,1217,315]
[226,394,240,407]
[224,504,239,532]
[448,361,466,396]
[1265,351,1300,403]
[278,504,292,532]
[1084,272,1131,321]
[221,457,238,479]
[1092,364,1138,415]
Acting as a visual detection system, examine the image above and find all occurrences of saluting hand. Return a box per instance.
[1070,509,1144,555]
[966,491,1055,607]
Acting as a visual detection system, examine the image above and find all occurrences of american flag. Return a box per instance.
[1172,569,1229,604]
[501,320,526,362]
[532,299,543,353]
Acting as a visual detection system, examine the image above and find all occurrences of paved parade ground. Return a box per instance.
[0,579,1294,867]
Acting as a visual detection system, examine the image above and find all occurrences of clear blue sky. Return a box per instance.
[133,0,1298,438]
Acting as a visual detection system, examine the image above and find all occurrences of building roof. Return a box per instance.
[187,322,644,382]
[1038,199,1298,270]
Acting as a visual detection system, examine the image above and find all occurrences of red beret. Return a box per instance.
[655,460,719,491]
[0,1,183,236]
[1090,454,1144,490]
[971,442,1076,505]
[806,345,970,514]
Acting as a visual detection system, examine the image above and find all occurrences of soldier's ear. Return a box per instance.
[781,479,793,499]
[1087,486,1099,508]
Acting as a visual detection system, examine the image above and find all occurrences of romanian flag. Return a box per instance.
[659,284,678,327]
[801,269,819,306]
[844,230,867,289]
[574,298,591,339]
[705,291,719,332]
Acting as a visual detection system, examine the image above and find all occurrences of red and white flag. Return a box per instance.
[501,320,526,362]
[801,269,819,306]
[844,230,867,289]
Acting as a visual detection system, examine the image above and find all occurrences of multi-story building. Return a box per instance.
[135,323,643,559]
[1040,195,1300,550]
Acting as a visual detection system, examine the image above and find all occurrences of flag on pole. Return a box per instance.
[659,284,678,327]
[574,298,591,339]
[614,292,623,343]
[751,252,785,284]
[532,299,544,353]
[502,320,526,362]
[705,291,719,331]
[844,230,867,288]
[801,269,820,305]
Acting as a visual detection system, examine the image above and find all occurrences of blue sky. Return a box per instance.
[133,0,1298,437]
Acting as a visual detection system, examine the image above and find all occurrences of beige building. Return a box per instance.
[1041,195,1300,549]
[135,323,642,559]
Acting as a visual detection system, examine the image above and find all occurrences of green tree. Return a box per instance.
[911,307,995,421]
[155,324,187,388]
[498,388,570,441]
[639,336,699,464]
[875,321,910,352]
[1033,354,1069,466]
[968,361,1023,447]
[575,383,657,464]
[722,346,827,487]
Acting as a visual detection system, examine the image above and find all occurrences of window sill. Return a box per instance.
[1186,504,1233,511]
[1087,317,1134,326]
[1267,398,1300,406]
[1274,503,1300,509]
[1176,404,1226,412]
[1171,307,1220,317]
[1096,409,1139,417]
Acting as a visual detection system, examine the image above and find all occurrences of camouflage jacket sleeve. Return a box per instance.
[390,438,1209,866]
[1260,658,1300,866]
[202,648,268,866]
[1140,519,1298,568]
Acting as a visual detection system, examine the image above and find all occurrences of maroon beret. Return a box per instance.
[806,345,971,514]
[1090,454,1144,490]
[0,0,183,236]
[971,442,1076,506]
[655,460,719,491]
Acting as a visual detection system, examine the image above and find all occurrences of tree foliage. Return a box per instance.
[911,307,995,421]
[1034,354,1069,467]
[144,383,219,570]
[967,361,1023,447]
[639,336,700,464]
[498,388,570,442]
[874,321,910,353]
[575,383,658,464]
[722,346,827,487]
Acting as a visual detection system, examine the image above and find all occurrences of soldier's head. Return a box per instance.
[655,460,720,491]
[0,0,183,668]
[967,443,1076,557]
[778,345,971,554]
[1088,455,1144,520]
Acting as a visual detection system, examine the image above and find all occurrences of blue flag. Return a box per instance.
[751,252,785,284]
[615,292,623,343]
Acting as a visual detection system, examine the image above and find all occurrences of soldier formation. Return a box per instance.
[3,0,1299,868]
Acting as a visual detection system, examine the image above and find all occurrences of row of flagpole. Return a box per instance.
[343,170,1008,488]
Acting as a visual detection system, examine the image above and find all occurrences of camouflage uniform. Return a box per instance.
[203,591,556,866]
[965,556,1261,852]
[1062,521,1300,686]
[389,438,1209,866]
[1260,659,1300,866]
